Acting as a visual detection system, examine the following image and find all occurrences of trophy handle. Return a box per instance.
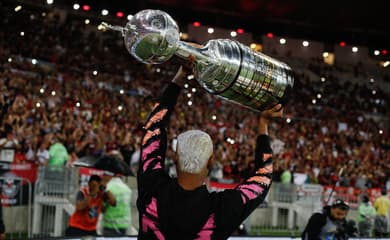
[101,21,135,37]
[175,41,218,66]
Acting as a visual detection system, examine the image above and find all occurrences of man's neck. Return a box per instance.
[177,172,205,191]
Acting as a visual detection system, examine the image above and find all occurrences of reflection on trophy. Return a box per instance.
[102,9,294,112]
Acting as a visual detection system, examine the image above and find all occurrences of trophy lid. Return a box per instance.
[124,9,180,64]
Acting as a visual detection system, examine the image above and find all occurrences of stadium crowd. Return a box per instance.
[0,1,389,192]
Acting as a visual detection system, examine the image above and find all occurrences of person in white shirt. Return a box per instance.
[36,142,50,166]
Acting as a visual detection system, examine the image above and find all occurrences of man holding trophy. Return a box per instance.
[103,9,293,239]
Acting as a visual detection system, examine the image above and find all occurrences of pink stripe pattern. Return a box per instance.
[195,214,215,239]
[237,184,264,204]
[142,198,165,240]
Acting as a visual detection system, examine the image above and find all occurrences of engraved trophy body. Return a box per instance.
[103,9,294,112]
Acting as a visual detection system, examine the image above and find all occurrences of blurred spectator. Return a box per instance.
[373,187,390,237]
[47,132,69,168]
[101,169,133,236]
[0,202,5,240]
[36,141,50,166]
[357,195,376,237]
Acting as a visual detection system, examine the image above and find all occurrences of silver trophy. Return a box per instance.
[102,9,294,112]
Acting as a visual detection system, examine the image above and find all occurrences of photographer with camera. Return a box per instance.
[302,199,357,240]
[66,174,116,237]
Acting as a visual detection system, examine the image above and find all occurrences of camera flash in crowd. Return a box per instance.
[118,105,123,111]
[372,90,376,95]
[76,102,81,107]
[208,28,214,34]
[379,130,383,135]
[20,31,25,36]
[51,91,56,96]
[212,115,217,121]
[286,118,291,123]
[191,88,196,93]
[36,102,41,108]
[73,4,80,10]
[312,99,317,104]
[120,89,124,94]
[369,78,375,83]
[85,19,90,25]
[187,101,192,106]
[8,58,12,63]
[227,138,235,145]
[321,77,326,82]
[15,5,22,12]
[187,93,191,98]
[230,31,237,37]
[31,59,37,65]
[187,75,194,80]
[93,70,98,76]
[46,0,54,5]
[184,84,189,89]
[101,9,109,16]
[317,93,322,99]
[39,88,44,94]
[156,68,161,73]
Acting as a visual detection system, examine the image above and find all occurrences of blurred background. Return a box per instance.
[0,0,389,239]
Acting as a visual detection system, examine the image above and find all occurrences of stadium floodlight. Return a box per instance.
[279,38,286,44]
[207,28,214,34]
[46,0,54,5]
[352,46,358,52]
[237,28,244,34]
[73,4,80,10]
[82,5,90,11]
[230,31,237,37]
[302,41,309,47]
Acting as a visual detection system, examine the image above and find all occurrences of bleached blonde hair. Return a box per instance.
[176,130,213,174]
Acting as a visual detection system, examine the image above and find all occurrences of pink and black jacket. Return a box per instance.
[138,83,273,240]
